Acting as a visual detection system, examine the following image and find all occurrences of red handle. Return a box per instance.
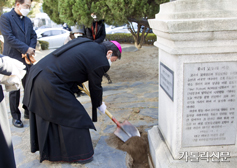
[112,117,121,128]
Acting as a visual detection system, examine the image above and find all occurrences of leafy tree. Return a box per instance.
[104,0,169,48]
[43,0,169,48]
[0,0,14,36]
[42,0,63,24]
[0,0,12,15]
[28,0,43,17]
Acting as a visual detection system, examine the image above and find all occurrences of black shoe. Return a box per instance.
[12,119,24,128]
[75,92,81,97]
[24,113,29,119]
[108,80,112,84]
[75,156,93,164]
[80,92,86,96]
[75,91,86,97]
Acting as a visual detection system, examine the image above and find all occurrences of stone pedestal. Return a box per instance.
[148,0,237,167]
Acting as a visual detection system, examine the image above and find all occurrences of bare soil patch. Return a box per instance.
[106,126,150,168]
[102,45,158,84]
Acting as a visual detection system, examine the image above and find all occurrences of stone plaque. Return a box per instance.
[182,62,237,147]
[160,62,174,101]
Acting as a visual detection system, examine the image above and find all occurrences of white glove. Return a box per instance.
[98,102,106,114]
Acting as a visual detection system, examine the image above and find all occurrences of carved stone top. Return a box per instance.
[148,0,237,55]
[157,0,237,20]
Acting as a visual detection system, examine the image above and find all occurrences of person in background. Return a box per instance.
[0,54,27,168]
[63,32,75,45]
[23,39,122,163]
[64,24,86,45]
[86,13,106,44]
[86,13,113,84]
[73,25,86,38]
[62,23,71,31]
[0,0,37,128]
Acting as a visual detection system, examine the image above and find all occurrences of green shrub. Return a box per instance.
[38,40,49,50]
[105,33,156,45]
[145,33,157,45]
[0,42,2,54]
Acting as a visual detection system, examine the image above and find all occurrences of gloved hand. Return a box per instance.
[97,102,106,114]
[22,53,36,65]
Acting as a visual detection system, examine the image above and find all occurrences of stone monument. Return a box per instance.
[148,0,237,167]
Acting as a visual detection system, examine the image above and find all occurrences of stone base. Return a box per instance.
[148,126,237,168]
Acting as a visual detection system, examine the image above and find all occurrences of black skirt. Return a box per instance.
[30,112,94,163]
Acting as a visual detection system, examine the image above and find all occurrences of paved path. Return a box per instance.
[4,45,158,168]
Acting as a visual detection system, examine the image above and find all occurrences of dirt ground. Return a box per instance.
[103,45,159,168]
[102,45,159,84]
[106,126,151,168]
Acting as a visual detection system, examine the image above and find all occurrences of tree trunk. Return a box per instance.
[131,26,149,49]
[0,7,2,53]
[127,21,151,49]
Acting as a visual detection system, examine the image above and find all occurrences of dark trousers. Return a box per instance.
[103,73,112,83]
[9,67,29,120]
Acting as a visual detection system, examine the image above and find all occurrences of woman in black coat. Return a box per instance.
[23,38,122,163]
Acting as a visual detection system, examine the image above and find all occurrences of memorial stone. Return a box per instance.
[183,62,237,147]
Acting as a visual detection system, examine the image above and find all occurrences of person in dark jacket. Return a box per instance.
[86,13,114,84]
[86,13,106,44]
[0,0,37,128]
[22,38,122,163]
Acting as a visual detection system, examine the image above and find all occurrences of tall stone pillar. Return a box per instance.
[148,0,237,167]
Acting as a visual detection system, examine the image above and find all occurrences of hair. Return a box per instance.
[15,0,33,5]
[102,41,121,59]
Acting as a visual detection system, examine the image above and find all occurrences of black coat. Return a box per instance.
[86,20,106,43]
[0,9,37,66]
[23,38,110,129]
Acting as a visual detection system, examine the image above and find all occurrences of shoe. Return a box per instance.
[24,113,29,119]
[75,156,93,164]
[75,90,83,97]
[108,80,112,84]
[80,92,86,96]
[12,119,24,128]
[75,91,86,97]
[75,93,81,97]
